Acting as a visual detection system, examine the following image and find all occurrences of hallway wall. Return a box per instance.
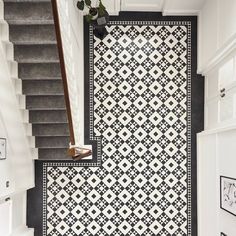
[198,0,236,235]
[198,0,236,73]
[0,1,34,235]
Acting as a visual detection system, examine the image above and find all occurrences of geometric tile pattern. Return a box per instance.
[44,20,192,236]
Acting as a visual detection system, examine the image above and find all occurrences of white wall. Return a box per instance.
[218,130,236,236]
[198,128,236,236]
[198,0,236,74]
[198,0,236,235]
[163,0,205,15]
[121,0,164,12]
[197,133,219,236]
[120,0,206,14]
[0,0,34,235]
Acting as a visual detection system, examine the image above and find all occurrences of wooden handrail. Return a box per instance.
[51,0,75,146]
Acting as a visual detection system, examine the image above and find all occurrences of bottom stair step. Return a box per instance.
[36,136,70,148]
[38,148,70,160]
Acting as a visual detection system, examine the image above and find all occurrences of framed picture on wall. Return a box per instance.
[0,138,6,160]
[220,176,236,216]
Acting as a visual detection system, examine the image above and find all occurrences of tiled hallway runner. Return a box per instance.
[42,15,201,236]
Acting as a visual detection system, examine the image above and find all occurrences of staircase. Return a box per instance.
[3,0,70,160]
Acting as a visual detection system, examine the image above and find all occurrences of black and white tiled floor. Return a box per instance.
[27,13,204,236]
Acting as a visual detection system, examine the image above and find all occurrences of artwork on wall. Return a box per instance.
[220,176,236,216]
[0,138,6,160]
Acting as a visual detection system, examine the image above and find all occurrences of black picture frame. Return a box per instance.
[220,175,236,217]
[0,138,6,160]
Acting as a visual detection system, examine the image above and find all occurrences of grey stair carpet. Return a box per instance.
[4,0,70,160]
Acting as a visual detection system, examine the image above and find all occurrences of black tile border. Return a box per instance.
[27,161,44,236]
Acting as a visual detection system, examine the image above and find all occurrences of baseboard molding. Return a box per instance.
[121,3,163,12]
[0,1,3,21]
[10,226,34,236]
[199,124,236,136]
[162,9,200,16]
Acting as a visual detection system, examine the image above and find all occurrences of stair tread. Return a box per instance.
[36,135,70,138]
[4,0,51,2]
[6,19,54,25]
[33,122,68,124]
[25,91,64,94]
[23,78,62,81]
[25,93,64,96]
[22,77,62,81]
[27,107,65,111]
[13,41,57,45]
[19,62,60,64]
[31,122,68,124]
[17,59,60,63]
[28,108,66,110]
[39,147,68,149]
[34,134,69,137]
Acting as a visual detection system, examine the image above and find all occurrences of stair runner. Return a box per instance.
[4,0,70,160]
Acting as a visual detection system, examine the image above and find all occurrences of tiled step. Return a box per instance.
[36,136,70,148]
[18,63,61,78]
[9,24,55,44]
[29,110,67,124]
[4,2,53,21]
[38,148,69,160]
[32,123,69,136]
[14,44,59,63]
[23,79,63,95]
[26,95,66,110]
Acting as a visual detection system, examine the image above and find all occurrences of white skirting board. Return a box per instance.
[10,227,34,236]
[0,200,12,236]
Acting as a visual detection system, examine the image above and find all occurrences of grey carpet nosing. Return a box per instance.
[5,20,54,25]
[27,108,66,111]
[16,59,60,63]
[4,0,51,2]
[24,93,64,96]
[36,146,68,149]
[18,62,60,65]
[32,122,69,125]
[36,135,70,138]
[21,78,62,81]
[30,121,68,125]
[20,77,62,80]
[25,94,64,95]
[35,134,69,137]
[13,41,57,45]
